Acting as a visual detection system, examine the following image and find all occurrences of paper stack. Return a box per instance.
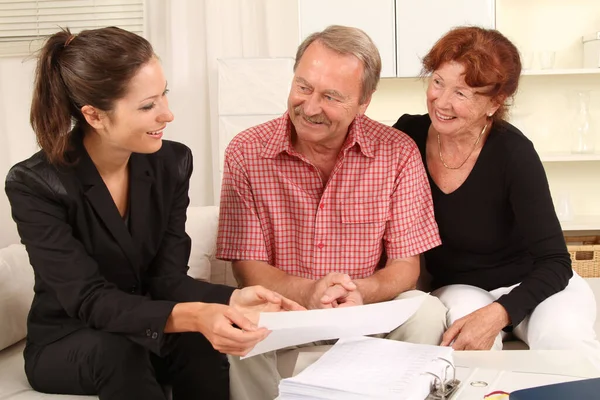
[279,336,454,400]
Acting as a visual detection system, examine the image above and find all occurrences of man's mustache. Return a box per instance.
[294,106,331,126]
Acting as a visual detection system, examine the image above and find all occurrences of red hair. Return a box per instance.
[422,26,521,121]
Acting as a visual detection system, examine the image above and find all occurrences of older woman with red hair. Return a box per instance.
[394,26,599,360]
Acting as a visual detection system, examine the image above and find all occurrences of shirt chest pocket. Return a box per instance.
[341,199,390,224]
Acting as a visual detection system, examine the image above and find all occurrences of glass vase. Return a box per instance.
[570,90,596,154]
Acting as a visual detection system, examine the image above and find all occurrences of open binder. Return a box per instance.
[278,336,460,400]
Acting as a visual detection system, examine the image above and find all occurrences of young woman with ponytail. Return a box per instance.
[5,27,302,400]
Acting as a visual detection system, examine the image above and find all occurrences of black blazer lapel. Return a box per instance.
[74,150,140,273]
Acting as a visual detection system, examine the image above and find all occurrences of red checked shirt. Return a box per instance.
[216,113,441,280]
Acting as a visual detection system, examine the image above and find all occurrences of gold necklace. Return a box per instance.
[437,124,488,170]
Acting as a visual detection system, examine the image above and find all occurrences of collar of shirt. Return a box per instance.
[260,111,376,159]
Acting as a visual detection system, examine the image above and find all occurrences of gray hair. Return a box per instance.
[294,25,381,104]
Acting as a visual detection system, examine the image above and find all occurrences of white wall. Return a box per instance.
[158,0,299,206]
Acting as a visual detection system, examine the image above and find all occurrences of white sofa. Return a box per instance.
[1,206,599,399]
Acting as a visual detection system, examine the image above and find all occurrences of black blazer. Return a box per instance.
[5,138,234,355]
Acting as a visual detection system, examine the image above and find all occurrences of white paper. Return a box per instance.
[279,336,454,400]
[245,294,426,358]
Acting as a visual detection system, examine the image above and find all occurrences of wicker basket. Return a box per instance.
[566,236,600,278]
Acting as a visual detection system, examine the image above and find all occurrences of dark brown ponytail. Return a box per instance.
[30,28,76,166]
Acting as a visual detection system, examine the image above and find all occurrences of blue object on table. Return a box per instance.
[509,378,600,399]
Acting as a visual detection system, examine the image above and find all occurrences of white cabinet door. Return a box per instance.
[395,0,495,77]
[298,0,397,78]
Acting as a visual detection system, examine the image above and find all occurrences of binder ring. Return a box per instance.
[423,358,461,400]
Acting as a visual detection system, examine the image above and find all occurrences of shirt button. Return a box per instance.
[151,332,158,340]
[317,243,324,249]
[146,329,152,337]
[320,203,325,209]
[130,285,137,294]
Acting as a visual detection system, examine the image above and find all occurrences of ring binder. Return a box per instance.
[425,357,461,400]
[278,337,458,399]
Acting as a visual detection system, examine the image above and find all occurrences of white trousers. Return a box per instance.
[228,290,448,400]
[432,271,600,367]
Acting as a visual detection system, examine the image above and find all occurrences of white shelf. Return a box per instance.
[560,215,600,232]
[522,68,600,76]
[540,153,600,162]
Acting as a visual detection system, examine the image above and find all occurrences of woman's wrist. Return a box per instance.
[164,302,207,333]
[490,302,511,328]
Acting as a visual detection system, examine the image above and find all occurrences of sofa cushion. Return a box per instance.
[185,206,220,281]
[186,206,237,287]
[0,245,34,351]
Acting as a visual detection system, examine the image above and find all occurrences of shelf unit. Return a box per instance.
[522,68,600,76]
[560,216,600,232]
[540,153,600,162]
[498,0,600,233]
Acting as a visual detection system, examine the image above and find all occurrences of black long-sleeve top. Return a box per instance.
[393,114,572,327]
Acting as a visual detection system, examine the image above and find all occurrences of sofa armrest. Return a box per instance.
[0,244,34,351]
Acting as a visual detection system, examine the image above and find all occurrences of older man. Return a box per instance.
[217,25,447,400]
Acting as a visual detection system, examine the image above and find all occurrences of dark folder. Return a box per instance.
[510,378,600,399]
